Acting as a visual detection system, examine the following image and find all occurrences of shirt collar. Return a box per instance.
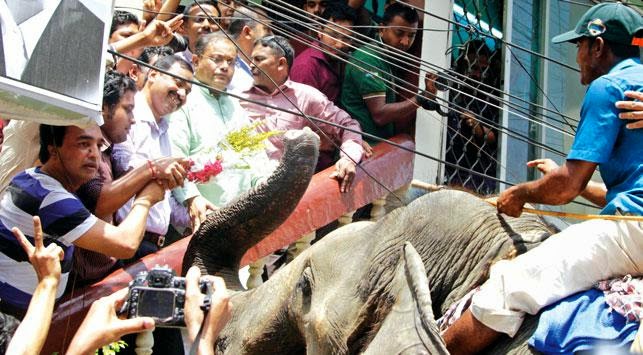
[236,56,252,75]
[247,79,293,96]
[135,92,169,132]
[608,57,641,74]
[197,81,226,99]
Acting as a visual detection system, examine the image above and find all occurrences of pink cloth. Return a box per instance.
[240,79,363,164]
[291,46,340,103]
[596,275,643,322]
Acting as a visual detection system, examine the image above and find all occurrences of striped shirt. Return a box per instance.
[0,168,97,309]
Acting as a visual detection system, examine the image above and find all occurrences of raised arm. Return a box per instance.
[6,217,64,355]
[527,158,607,207]
[497,159,597,217]
[111,16,183,56]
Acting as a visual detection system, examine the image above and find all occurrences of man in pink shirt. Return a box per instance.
[240,35,364,193]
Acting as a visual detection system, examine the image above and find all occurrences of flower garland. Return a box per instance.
[186,158,223,183]
[223,121,283,154]
[185,121,282,184]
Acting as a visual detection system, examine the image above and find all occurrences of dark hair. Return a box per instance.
[321,2,356,23]
[138,46,174,65]
[183,0,219,17]
[603,38,640,59]
[152,55,193,73]
[194,32,236,56]
[382,2,418,26]
[110,10,139,36]
[228,6,269,39]
[103,70,136,111]
[256,35,295,69]
[39,125,67,163]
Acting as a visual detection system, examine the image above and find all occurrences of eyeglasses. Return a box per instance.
[204,55,236,66]
[587,18,606,37]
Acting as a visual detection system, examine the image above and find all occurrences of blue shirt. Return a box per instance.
[567,58,643,215]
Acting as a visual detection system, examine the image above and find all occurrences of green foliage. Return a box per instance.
[96,340,127,355]
[223,121,283,155]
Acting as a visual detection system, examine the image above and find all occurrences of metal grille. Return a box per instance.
[441,0,503,195]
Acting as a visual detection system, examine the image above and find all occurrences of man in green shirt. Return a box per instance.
[168,32,274,231]
[341,2,437,143]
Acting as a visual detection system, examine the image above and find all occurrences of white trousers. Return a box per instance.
[470,218,643,337]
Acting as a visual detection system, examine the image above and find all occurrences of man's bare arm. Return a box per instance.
[94,157,189,218]
[111,16,183,55]
[74,182,164,258]
[364,73,438,126]
[497,159,597,217]
[364,95,422,126]
[527,158,606,207]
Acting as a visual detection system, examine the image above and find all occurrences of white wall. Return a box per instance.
[413,0,453,185]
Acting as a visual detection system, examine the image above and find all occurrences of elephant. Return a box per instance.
[181,129,561,353]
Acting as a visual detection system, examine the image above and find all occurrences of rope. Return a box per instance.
[485,199,643,222]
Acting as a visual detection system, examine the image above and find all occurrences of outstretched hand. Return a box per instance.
[66,288,155,355]
[12,216,63,284]
[187,195,218,232]
[526,158,559,176]
[152,157,192,190]
[616,91,643,129]
[330,157,357,193]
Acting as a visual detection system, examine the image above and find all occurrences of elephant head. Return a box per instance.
[183,137,558,355]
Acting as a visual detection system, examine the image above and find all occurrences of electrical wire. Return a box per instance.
[109,1,601,211]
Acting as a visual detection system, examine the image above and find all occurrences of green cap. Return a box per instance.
[552,2,643,46]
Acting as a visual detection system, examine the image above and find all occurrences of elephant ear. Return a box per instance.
[362,242,449,355]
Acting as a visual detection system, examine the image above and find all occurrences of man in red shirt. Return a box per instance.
[290,3,356,104]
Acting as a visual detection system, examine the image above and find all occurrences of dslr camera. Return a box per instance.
[123,265,212,328]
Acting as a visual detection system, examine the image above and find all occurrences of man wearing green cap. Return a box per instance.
[442,3,643,353]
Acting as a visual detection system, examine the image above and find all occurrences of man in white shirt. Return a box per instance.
[112,55,193,253]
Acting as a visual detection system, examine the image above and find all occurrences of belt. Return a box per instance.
[143,232,166,248]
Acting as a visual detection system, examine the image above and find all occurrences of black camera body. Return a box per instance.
[124,265,211,328]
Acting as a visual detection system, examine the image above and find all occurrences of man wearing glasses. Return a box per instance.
[168,32,273,232]
[112,55,193,254]
[443,3,643,353]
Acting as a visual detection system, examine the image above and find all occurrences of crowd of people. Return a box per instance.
[0,0,641,354]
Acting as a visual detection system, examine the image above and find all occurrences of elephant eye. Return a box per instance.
[297,267,314,300]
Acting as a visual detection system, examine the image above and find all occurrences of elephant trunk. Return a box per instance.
[181,129,320,289]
